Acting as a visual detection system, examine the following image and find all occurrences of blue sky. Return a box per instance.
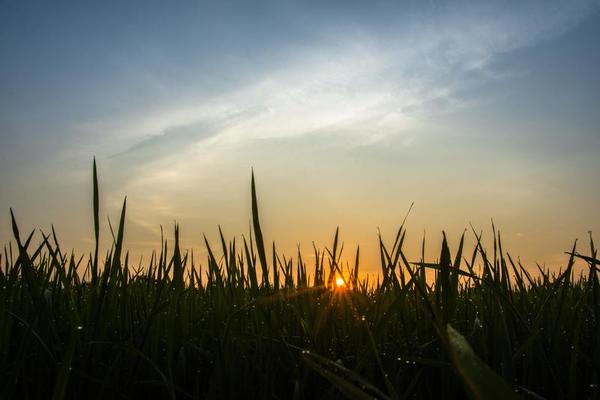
[1,1,599,272]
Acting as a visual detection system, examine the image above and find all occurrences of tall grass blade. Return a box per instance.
[251,170,269,288]
[446,324,519,400]
[92,157,100,284]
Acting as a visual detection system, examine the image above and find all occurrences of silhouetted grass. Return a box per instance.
[0,160,598,399]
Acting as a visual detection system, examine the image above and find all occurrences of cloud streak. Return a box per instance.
[92,0,599,166]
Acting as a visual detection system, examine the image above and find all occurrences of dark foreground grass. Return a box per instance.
[1,161,599,399]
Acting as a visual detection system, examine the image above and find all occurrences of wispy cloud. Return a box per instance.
[110,105,268,160]
[92,1,598,165]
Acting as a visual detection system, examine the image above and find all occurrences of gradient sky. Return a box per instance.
[1,1,599,275]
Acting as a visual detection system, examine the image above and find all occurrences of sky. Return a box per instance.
[1,0,599,276]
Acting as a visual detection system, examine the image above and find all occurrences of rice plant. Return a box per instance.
[0,160,598,399]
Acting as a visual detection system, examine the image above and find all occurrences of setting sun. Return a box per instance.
[335,277,345,288]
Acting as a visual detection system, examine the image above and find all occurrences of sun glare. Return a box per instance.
[335,277,345,288]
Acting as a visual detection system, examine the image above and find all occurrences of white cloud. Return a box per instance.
[2,1,597,173]
[95,1,596,161]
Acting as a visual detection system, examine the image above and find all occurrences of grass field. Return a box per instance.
[1,160,599,399]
